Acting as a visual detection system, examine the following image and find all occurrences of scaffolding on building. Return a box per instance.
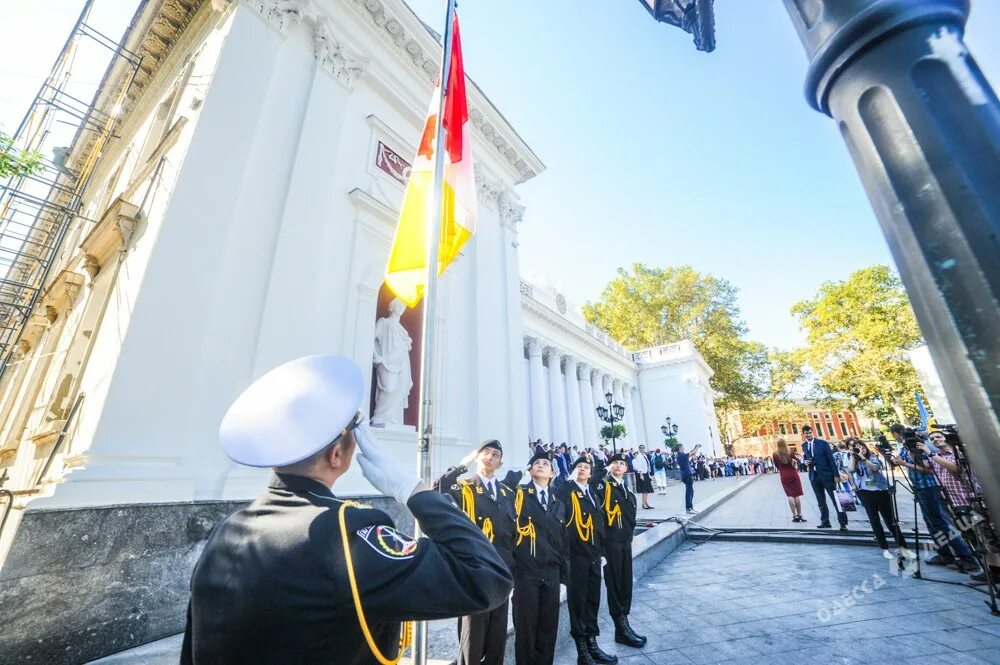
[0,0,142,379]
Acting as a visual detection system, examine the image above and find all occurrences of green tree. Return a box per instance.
[718,349,806,448]
[583,264,765,413]
[0,131,44,179]
[791,265,923,424]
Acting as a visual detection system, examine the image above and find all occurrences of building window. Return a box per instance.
[792,424,799,434]
[838,414,848,437]
[779,423,787,435]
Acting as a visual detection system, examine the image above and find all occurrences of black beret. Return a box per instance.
[607,452,627,464]
[529,451,552,466]
[478,439,503,454]
[571,456,591,470]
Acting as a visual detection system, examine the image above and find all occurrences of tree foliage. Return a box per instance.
[0,132,44,179]
[583,264,765,413]
[600,423,627,443]
[791,265,923,424]
[719,349,806,446]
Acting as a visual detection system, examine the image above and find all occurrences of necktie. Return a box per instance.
[584,488,593,506]
[539,489,547,509]
[489,481,496,500]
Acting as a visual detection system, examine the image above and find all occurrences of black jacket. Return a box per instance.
[512,483,570,586]
[556,481,605,559]
[181,473,512,665]
[438,471,517,570]
[597,477,637,543]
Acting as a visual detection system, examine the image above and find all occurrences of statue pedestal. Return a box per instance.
[371,422,416,434]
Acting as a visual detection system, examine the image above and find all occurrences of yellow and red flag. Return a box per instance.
[385,12,476,308]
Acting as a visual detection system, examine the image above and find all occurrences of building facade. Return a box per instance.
[0,0,717,660]
[726,402,878,457]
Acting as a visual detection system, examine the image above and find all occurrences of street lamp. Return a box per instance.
[660,417,679,441]
[634,0,715,52]
[596,391,626,453]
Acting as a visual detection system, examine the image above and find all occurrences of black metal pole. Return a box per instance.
[782,0,1000,524]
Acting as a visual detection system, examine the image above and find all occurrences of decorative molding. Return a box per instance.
[348,0,542,184]
[525,336,542,358]
[314,17,368,87]
[543,345,563,362]
[39,270,85,320]
[249,0,316,33]
[80,198,141,270]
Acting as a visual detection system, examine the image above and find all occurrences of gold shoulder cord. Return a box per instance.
[603,483,622,528]
[461,483,494,542]
[513,488,536,556]
[337,502,413,665]
[568,491,594,543]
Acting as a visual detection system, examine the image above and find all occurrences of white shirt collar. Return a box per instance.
[574,481,590,492]
[478,473,496,489]
[532,481,549,495]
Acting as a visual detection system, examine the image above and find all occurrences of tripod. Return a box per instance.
[879,449,921,578]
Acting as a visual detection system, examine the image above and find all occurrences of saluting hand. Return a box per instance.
[355,423,423,504]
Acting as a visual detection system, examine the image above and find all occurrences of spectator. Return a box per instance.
[772,439,805,522]
[653,448,668,495]
[801,425,849,531]
[632,445,654,509]
[848,440,909,559]
[674,443,701,514]
[891,426,980,574]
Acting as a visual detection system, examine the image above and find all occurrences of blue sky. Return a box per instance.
[3,0,999,350]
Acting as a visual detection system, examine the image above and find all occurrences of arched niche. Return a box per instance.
[370,282,423,429]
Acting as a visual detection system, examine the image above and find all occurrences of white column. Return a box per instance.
[623,384,640,447]
[563,355,585,447]
[526,337,548,443]
[578,363,598,447]
[546,346,568,445]
[591,368,605,448]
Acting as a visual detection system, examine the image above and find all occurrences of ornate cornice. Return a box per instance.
[475,164,525,247]
[347,0,543,184]
[314,17,368,87]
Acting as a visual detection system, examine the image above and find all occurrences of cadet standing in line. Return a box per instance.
[437,440,517,665]
[512,451,569,665]
[598,453,647,649]
[181,355,512,665]
[557,457,618,665]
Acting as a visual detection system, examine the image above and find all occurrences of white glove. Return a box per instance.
[355,423,422,504]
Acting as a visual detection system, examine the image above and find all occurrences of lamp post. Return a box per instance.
[629,0,1000,538]
[596,391,626,454]
[660,417,679,446]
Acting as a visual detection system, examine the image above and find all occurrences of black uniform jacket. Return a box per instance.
[438,470,517,570]
[181,473,512,665]
[512,483,570,586]
[598,477,637,543]
[555,481,605,559]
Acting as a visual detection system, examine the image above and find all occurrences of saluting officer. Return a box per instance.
[598,453,647,649]
[181,355,512,665]
[437,440,517,665]
[556,457,617,665]
[512,451,569,665]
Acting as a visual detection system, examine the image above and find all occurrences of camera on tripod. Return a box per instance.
[898,428,927,463]
[874,434,894,460]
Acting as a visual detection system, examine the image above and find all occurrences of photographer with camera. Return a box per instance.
[889,425,981,574]
[848,439,910,559]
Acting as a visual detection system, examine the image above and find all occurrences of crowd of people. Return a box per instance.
[773,423,996,581]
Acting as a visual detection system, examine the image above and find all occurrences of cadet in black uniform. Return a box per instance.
[512,451,569,665]
[598,453,647,649]
[437,440,517,665]
[557,457,617,665]
[181,355,512,665]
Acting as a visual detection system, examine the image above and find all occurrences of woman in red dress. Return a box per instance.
[773,438,805,522]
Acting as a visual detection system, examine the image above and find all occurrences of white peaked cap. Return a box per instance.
[219,354,365,467]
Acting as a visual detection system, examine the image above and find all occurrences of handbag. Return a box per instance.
[834,488,857,512]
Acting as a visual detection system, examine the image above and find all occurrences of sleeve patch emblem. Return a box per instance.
[357,525,418,560]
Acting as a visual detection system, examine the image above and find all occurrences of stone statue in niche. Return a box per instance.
[372,298,413,427]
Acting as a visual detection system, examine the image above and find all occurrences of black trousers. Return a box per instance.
[603,540,633,619]
[512,574,560,665]
[567,554,602,639]
[858,489,907,550]
[457,597,509,665]
[811,475,848,526]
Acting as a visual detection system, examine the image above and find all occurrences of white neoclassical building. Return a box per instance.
[0,0,717,659]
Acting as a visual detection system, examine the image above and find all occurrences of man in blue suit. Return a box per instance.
[801,425,848,530]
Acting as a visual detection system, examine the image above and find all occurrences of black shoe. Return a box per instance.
[613,616,644,648]
[839,525,849,532]
[956,560,981,574]
[575,638,596,665]
[586,636,618,664]
[816,523,832,529]
[926,554,954,566]
[623,616,647,646]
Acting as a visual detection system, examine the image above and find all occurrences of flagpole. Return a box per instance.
[412,0,457,663]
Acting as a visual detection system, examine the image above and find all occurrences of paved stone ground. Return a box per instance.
[696,471,929,534]
[552,540,1000,665]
